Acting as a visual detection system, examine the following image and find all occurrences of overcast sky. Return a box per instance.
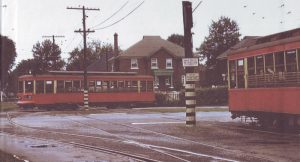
[1,0,300,65]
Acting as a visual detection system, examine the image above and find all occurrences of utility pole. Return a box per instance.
[67,6,99,110]
[42,35,65,46]
[182,1,196,127]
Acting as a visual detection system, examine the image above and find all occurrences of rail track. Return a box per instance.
[6,111,241,162]
[5,112,161,162]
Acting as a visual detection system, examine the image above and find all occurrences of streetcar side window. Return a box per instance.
[125,81,131,92]
[247,57,255,75]
[73,80,81,92]
[18,81,23,93]
[298,49,300,71]
[118,80,125,91]
[102,81,109,92]
[286,49,297,72]
[25,81,33,93]
[131,81,138,92]
[95,81,101,92]
[57,80,64,93]
[147,81,153,92]
[265,53,274,74]
[36,80,45,94]
[110,81,117,92]
[88,81,95,92]
[256,55,264,74]
[229,60,236,88]
[140,81,147,92]
[65,81,72,92]
[275,51,285,72]
[237,59,245,88]
[45,80,54,94]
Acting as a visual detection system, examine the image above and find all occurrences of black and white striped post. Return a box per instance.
[83,90,89,109]
[182,1,196,127]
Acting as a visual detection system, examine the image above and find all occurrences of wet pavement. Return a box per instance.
[1,107,299,162]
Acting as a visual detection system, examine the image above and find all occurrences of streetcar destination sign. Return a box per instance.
[182,58,199,67]
[186,73,199,81]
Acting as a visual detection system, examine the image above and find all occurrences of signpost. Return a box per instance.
[186,73,199,82]
[182,58,199,67]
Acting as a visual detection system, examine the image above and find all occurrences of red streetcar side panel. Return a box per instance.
[229,87,300,115]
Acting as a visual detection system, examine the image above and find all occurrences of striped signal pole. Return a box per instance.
[67,6,100,110]
[182,1,196,127]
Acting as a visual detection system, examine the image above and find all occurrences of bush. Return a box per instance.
[154,87,228,106]
[196,87,228,106]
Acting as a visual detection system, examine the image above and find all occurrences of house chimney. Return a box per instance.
[114,33,118,56]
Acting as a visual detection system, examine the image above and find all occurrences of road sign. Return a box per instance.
[182,58,198,67]
[186,73,199,81]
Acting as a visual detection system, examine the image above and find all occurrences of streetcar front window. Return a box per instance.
[18,81,23,93]
[25,81,33,93]
[45,80,54,94]
[36,80,45,94]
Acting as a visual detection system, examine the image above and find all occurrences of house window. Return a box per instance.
[131,58,138,69]
[151,58,158,69]
[166,58,173,69]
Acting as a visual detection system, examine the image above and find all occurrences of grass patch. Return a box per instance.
[139,107,228,113]
[0,102,19,111]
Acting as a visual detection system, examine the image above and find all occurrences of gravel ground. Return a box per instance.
[1,107,300,162]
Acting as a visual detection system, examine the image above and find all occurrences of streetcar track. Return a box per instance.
[79,114,273,162]
[5,112,160,162]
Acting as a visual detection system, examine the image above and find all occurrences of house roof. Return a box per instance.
[217,27,300,59]
[110,36,184,60]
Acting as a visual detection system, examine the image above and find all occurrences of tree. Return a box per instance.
[167,34,184,47]
[7,59,36,93]
[197,16,240,86]
[32,39,65,74]
[66,41,113,71]
[0,35,17,92]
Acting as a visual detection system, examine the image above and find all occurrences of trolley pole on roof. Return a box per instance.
[182,1,197,127]
[67,6,100,110]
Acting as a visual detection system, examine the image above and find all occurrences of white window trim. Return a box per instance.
[151,58,158,69]
[166,58,173,69]
[131,58,139,69]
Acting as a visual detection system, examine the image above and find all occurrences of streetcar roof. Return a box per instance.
[218,27,300,59]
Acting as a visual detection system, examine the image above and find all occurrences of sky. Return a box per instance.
[1,0,300,65]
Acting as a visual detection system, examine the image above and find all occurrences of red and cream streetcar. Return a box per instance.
[223,28,300,128]
[17,71,155,109]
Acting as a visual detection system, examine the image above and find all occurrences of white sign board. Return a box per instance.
[186,73,199,82]
[182,58,199,67]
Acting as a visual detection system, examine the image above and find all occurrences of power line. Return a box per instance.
[94,1,144,30]
[192,0,202,13]
[91,1,129,29]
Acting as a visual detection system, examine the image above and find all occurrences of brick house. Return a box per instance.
[109,34,185,91]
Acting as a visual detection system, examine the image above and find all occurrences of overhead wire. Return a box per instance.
[193,0,202,13]
[90,1,129,29]
[94,1,145,30]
